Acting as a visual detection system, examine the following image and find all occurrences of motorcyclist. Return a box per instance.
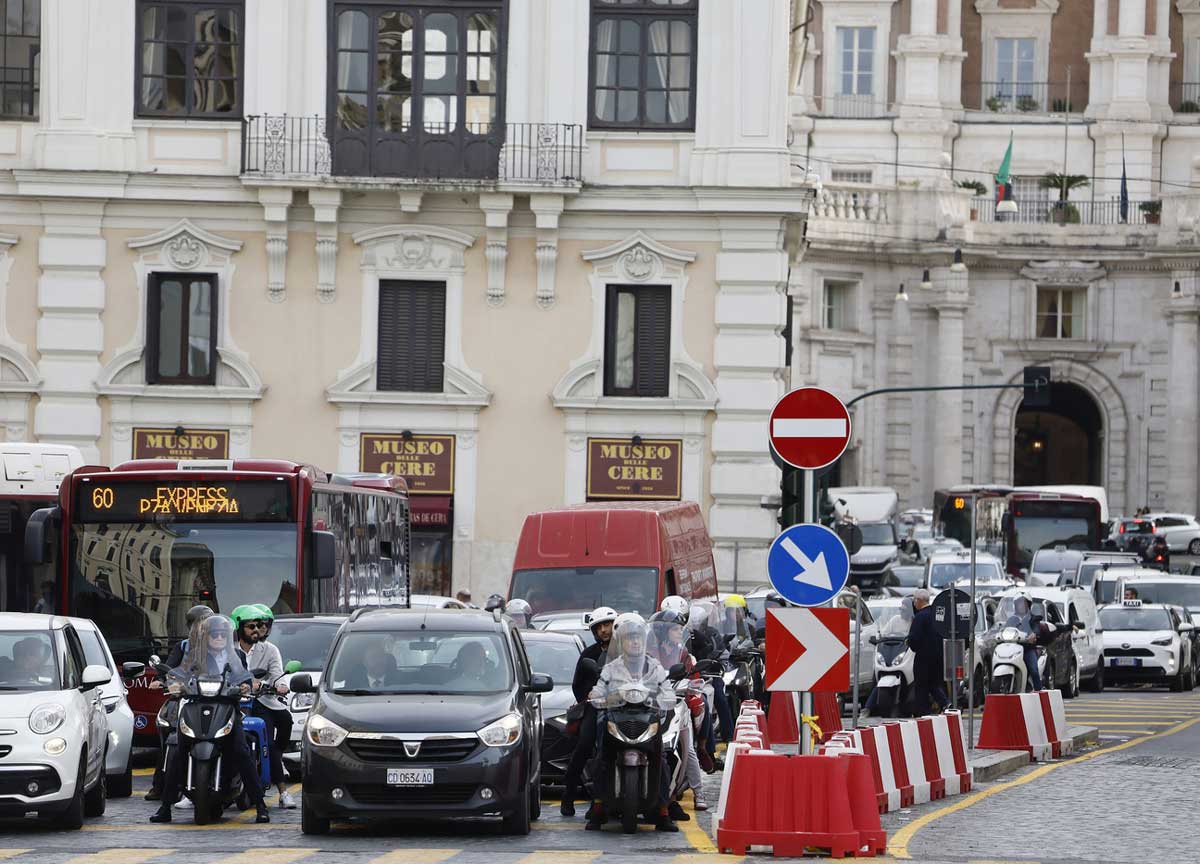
[1004,594,1044,691]
[147,604,213,802]
[660,595,690,619]
[561,605,616,817]
[233,604,296,810]
[588,612,679,833]
[484,593,506,613]
[689,600,735,746]
[150,615,269,824]
[651,609,705,817]
[862,597,914,717]
[505,598,534,628]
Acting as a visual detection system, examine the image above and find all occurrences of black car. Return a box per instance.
[520,629,584,787]
[292,608,552,836]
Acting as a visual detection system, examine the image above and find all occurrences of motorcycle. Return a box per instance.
[159,663,271,824]
[989,627,1050,694]
[869,634,913,717]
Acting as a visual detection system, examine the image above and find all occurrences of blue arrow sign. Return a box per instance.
[767,523,851,607]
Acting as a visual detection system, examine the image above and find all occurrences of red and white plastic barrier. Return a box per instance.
[977,691,1074,761]
[765,691,843,745]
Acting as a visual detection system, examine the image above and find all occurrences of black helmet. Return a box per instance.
[186,605,214,627]
[484,593,506,612]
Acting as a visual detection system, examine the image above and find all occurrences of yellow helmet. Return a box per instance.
[724,594,747,609]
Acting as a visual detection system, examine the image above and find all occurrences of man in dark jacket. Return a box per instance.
[907,589,948,715]
[562,606,616,816]
[147,605,213,802]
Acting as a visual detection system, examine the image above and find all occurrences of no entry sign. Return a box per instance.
[769,387,852,470]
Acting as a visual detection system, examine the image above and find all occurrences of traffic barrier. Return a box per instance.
[813,691,843,742]
[977,691,1071,761]
[829,751,888,856]
[716,751,881,858]
[767,691,800,744]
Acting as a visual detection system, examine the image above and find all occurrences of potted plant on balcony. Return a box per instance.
[986,95,1005,112]
[1178,101,1200,114]
[1039,172,1089,224]
[1016,95,1040,112]
[957,179,987,220]
[1140,200,1162,224]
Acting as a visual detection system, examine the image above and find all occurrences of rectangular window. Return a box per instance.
[590,0,697,130]
[0,0,38,119]
[604,285,671,397]
[1035,287,1085,340]
[136,1,243,118]
[995,37,1035,94]
[146,273,217,385]
[377,280,446,393]
[830,169,873,185]
[838,27,874,96]
[822,280,855,331]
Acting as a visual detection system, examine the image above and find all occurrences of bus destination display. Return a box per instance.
[77,480,292,522]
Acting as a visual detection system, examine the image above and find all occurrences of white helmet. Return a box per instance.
[660,595,689,621]
[584,606,618,630]
[613,612,646,633]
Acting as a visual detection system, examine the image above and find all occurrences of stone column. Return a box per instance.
[869,300,893,485]
[1166,285,1200,513]
[933,272,969,492]
[1118,0,1146,36]
[35,201,106,461]
[886,291,914,502]
[911,0,937,35]
[709,217,789,591]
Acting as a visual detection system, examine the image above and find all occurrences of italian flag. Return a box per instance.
[995,134,1014,202]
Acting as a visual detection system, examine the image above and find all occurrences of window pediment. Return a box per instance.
[1019,259,1106,285]
[353,225,475,272]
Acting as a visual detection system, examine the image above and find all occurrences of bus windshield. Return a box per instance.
[68,522,298,662]
[510,567,659,617]
[1011,516,1091,571]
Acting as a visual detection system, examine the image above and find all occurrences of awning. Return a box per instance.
[411,495,453,529]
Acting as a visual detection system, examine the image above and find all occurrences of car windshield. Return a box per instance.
[929,562,1002,588]
[327,630,512,695]
[69,522,298,662]
[0,631,60,691]
[1099,607,1173,631]
[510,567,659,617]
[269,620,342,671]
[859,523,896,546]
[889,567,924,587]
[523,638,580,686]
[1031,550,1083,572]
[1123,582,1200,609]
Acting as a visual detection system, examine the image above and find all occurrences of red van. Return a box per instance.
[507,501,719,617]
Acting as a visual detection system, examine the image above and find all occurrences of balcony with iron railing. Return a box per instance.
[241,115,584,187]
[807,93,895,120]
[1170,82,1200,114]
[970,197,1161,226]
[965,81,1090,116]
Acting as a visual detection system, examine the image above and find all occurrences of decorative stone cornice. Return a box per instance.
[1018,259,1107,285]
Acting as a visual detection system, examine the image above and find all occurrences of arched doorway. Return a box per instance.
[1013,382,1103,486]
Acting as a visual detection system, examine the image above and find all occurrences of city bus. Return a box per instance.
[933,485,1012,551]
[1002,491,1104,578]
[0,442,84,612]
[24,458,410,741]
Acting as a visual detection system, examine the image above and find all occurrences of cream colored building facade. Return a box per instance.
[0,0,812,596]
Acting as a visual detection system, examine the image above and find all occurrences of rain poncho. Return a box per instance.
[589,619,676,711]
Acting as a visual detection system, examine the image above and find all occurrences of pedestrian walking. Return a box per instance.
[906,589,948,715]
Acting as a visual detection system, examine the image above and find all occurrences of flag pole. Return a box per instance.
[1060,66,1070,205]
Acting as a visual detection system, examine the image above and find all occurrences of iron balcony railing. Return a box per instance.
[968,81,1089,115]
[808,93,895,119]
[971,197,1161,226]
[241,115,584,185]
[1170,82,1200,113]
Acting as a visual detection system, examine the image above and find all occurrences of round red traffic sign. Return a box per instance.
[769,387,852,470]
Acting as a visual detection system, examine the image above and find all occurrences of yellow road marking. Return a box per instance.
[64,851,172,864]
[1062,719,1178,725]
[672,856,741,864]
[0,853,29,861]
[133,767,155,776]
[365,852,459,864]
[206,852,314,864]
[516,854,599,864]
[678,799,717,853]
[1095,728,1175,734]
[887,713,1200,859]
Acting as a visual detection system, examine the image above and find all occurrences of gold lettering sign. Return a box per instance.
[359,433,455,495]
[133,428,230,460]
[586,438,683,501]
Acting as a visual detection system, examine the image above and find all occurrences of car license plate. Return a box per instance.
[386,768,434,786]
[1110,657,1141,667]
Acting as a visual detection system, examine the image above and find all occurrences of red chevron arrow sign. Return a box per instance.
[765,607,851,693]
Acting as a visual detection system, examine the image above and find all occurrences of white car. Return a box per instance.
[923,550,1007,592]
[1099,601,1195,691]
[1033,587,1105,692]
[0,613,112,827]
[69,617,144,797]
[1142,513,1200,554]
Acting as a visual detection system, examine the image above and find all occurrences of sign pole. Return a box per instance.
[968,495,978,754]
[801,468,815,756]
[851,593,861,730]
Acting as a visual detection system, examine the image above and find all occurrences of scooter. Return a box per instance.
[160,664,271,824]
[869,634,913,717]
[989,628,1049,694]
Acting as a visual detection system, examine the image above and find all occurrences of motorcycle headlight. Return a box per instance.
[290,693,316,712]
[619,686,648,705]
[892,654,907,667]
[216,717,235,738]
[607,719,659,744]
[198,680,221,697]
[1000,627,1023,642]
[178,713,196,738]
[306,714,348,748]
[478,713,523,747]
[29,703,65,735]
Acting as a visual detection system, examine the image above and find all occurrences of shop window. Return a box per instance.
[146,273,217,385]
[603,284,671,397]
[377,280,446,392]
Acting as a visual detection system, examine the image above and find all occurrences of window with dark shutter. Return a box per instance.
[604,284,671,397]
[377,280,447,392]
[146,272,218,385]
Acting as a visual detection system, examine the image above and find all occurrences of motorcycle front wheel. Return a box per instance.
[190,760,220,825]
[621,765,639,835]
[990,674,1013,695]
[876,687,896,717]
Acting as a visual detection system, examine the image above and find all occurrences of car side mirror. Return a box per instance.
[284,660,302,674]
[313,529,337,579]
[869,635,879,645]
[1180,623,1195,633]
[528,673,554,694]
[120,661,145,680]
[81,664,112,690]
[1073,621,1086,631]
[290,673,316,693]
[23,506,59,566]
[667,662,688,681]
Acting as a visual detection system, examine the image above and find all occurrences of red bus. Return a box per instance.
[25,459,410,740]
[1002,491,1103,578]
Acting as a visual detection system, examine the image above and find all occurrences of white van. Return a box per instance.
[1037,587,1104,691]
[828,487,900,594]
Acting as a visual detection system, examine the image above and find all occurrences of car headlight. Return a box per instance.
[306,714,348,748]
[478,713,523,747]
[1152,637,1173,646]
[29,703,65,735]
[290,692,316,712]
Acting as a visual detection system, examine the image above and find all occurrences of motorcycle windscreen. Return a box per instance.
[592,620,677,711]
[876,597,915,638]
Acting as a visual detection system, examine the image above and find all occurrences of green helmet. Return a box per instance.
[230,604,258,628]
[252,603,274,621]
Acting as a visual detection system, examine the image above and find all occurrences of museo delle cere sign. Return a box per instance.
[586,438,682,501]
[133,428,230,460]
[359,433,455,495]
